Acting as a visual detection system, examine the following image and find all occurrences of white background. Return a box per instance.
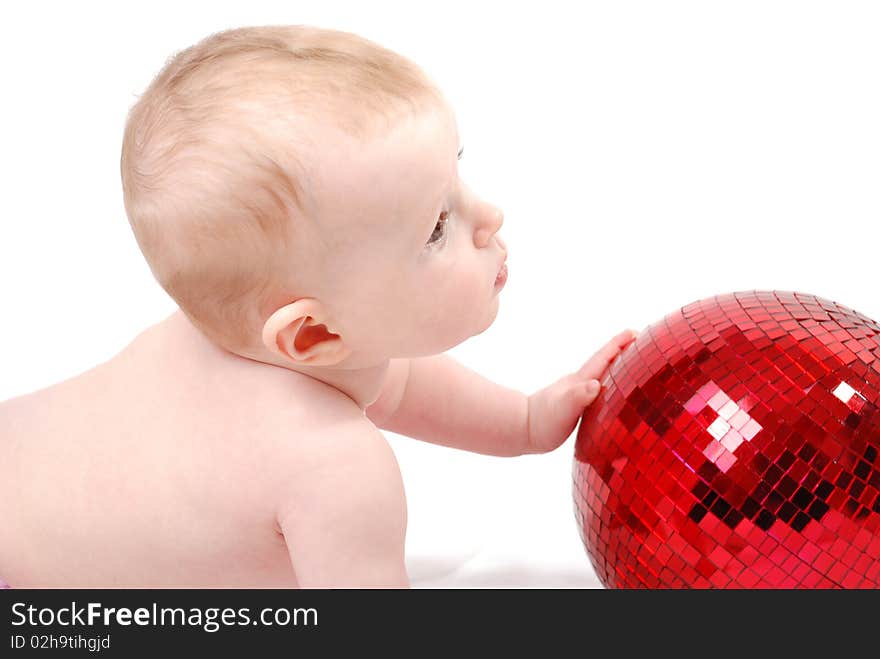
[1,1,878,588]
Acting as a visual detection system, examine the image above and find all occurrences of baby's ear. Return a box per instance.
[262,299,351,366]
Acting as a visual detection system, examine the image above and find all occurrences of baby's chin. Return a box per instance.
[469,295,502,338]
[412,296,502,354]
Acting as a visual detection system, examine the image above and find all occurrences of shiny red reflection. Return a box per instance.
[573,290,880,588]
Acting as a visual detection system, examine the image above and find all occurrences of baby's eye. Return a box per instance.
[426,210,449,247]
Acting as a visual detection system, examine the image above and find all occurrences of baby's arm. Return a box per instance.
[275,422,409,588]
[366,330,637,456]
[367,355,529,456]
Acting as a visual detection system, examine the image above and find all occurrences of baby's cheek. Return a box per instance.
[428,279,471,321]
[453,273,490,321]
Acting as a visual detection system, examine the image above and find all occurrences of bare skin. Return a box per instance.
[0,311,394,587]
[0,100,636,588]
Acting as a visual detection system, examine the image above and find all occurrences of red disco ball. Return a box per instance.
[573,290,880,588]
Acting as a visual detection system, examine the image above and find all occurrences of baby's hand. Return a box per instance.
[524,329,638,454]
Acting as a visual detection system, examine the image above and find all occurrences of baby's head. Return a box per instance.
[121,25,506,370]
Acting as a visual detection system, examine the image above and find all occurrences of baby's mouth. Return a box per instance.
[494,261,508,289]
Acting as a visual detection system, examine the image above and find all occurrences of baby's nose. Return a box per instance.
[491,207,504,232]
[475,207,504,247]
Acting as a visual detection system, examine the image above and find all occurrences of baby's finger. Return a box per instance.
[576,329,638,380]
[614,328,639,347]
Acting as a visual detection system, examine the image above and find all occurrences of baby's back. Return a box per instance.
[0,312,385,587]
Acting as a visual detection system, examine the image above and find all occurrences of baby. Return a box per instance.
[0,25,636,588]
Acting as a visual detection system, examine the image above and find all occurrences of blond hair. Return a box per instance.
[120,25,443,355]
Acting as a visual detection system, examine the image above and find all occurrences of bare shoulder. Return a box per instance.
[259,398,403,507]
[260,403,409,587]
